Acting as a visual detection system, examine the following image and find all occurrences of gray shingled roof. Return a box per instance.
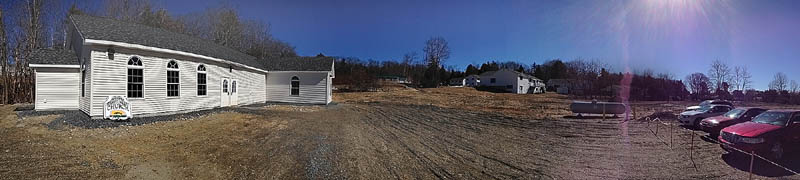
[480,69,540,80]
[70,15,264,69]
[69,15,333,72]
[28,49,79,65]
[262,56,334,71]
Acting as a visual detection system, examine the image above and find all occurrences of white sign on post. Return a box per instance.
[104,96,132,120]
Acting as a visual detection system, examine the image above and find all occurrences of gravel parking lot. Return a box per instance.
[1,87,799,179]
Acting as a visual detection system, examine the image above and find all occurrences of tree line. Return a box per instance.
[334,36,466,91]
[685,60,800,104]
[0,0,297,104]
[334,36,690,101]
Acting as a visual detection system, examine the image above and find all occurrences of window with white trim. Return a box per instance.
[223,79,228,93]
[197,65,207,96]
[232,81,237,93]
[167,60,179,97]
[81,68,86,97]
[291,76,300,96]
[127,57,144,98]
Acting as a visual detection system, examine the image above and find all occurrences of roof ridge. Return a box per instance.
[69,14,257,60]
[68,14,333,72]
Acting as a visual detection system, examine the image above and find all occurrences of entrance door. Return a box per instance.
[230,79,239,105]
[221,78,231,107]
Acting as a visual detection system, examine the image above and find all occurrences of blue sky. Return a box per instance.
[7,0,800,90]
[158,0,794,90]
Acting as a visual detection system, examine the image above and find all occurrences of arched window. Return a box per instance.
[166,60,179,97]
[127,57,144,98]
[291,76,300,96]
[197,65,207,96]
[223,79,228,93]
[232,81,237,93]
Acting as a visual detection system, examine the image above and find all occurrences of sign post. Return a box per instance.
[103,96,132,120]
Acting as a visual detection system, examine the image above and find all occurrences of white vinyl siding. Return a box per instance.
[266,72,330,104]
[89,48,266,116]
[35,68,80,110]
[79,56,92,114]
[479,70,529,94]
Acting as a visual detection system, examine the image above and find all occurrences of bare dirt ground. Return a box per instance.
[2,85,799,179]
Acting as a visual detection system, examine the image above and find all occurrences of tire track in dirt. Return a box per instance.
[349,103,552,179]
[342,102,766,179]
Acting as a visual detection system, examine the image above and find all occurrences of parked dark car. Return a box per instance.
[700,107,768,135]
[718,110,800,160]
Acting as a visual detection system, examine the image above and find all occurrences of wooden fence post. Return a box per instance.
[655,120,659,136]
[690,134,694,160]
[603,103,606,121]
[749,151,754,180]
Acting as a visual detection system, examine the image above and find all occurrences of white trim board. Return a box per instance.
[84,39,268,74]
[29,64,81,68]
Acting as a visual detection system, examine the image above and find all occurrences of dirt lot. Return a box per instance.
[1,86,799,179]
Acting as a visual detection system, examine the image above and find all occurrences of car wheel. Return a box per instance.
[693,118,702,129]
[771,142,784,160]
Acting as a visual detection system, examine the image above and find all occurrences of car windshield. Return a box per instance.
[724,109,745,118]
[751,112,791,126]
[699,100,712,106]
[696,106,712,112]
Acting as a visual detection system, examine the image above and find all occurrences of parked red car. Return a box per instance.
[718,110,800,160]
[700,107,768,135]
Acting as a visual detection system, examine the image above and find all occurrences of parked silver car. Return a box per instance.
[679,105,733,128]
[685,99,734,111]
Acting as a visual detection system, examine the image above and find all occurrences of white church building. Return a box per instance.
[28,15,334,118]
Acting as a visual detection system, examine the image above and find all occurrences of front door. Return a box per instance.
[221,78,231,107]
[230,79,239,105]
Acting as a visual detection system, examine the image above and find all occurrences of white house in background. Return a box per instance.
[529,77,546,94]
[448,77,465,86]
[465,74,480,87]
[547,79,587,94]
[377,75,408,83]
[479,69,545,94]
[28,14,334,118]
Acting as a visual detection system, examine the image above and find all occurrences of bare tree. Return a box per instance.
[657,73,674,80]
[731,66,752,91]
[708,59,731,91]
[423,36,450,66]
[769,72,788,91]
[401,52,417,78]
[791,80,799,94]
[736,66,752,90]
[0,6,7,104]
[209,7,244,49]
[12,0,48,103]
[685,72,711,96]
[103,0,152,22]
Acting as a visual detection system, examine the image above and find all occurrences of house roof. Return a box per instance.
[28,49,79,65]
[262,56,334,71]
[480,69,540,80]
[69,14,332,72]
